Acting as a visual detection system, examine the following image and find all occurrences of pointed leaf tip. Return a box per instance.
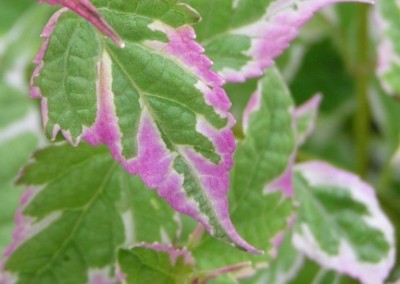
[31,2,259,254]
[38,0,124,47]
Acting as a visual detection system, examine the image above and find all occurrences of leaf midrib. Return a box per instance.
[25,161,118,281]
[105,46,231,243]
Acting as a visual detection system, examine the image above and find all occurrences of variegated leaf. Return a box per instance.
[191,68,296,274]
[0,83,40,255]
[376,0,400,98]
[37,0,124,47]
[30,0,258,253]
[0,144,125,284]
[185,0,373,82]
[293,161,395,284]
[0,143,179,284]
[264,94,322,195]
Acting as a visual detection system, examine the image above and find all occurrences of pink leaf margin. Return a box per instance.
[30,10,260,253]
[219,0,374,82]
[81,24,260,254]
[0,187,61,284]
[293,161,396,284]
[38,0,124,47]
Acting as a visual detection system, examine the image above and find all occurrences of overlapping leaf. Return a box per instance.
[1,144,124,283]
[37,0,124,47]
[0,143,179,284]
[31,0,258,252]
[263,93,322,196]
[185,0,372,82]
[192,68,296,274]
[0,83,39,254]
[376,0,400,98]
[118,243,195,284]
[293,162,395,284]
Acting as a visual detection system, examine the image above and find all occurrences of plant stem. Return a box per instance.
[354,4,371,178]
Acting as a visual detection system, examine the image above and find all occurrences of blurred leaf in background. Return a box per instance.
[0,1,54,253]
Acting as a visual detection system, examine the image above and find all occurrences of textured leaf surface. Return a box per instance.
[185,0,372,82]
[376,0,400,97]
[1,144,124,284]
[293,161,395,284]
[31,0,257,252]
[192,68,296,274]
[37,0,124,47]
[0,143,179,284]
[118,243,195,284]
[119,176,178,246]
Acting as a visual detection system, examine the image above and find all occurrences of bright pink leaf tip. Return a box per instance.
[38,0,125,48]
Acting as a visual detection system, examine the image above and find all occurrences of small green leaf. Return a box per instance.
[118,244,195,284]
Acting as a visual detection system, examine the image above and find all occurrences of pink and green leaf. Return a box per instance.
[264,94,322,196]
[185,0,373,82]
[376,0,400,98]
[0,84,40,256]
[0,143,183,283]
[37,0,124,47]
[191,68,296,274]
[30,0,258,253]
[293,161,395,284]
[1,144,125,283]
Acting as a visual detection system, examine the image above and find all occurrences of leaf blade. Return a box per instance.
[186,0,373,82]
[293,161,395,284]
[31,1,258,253]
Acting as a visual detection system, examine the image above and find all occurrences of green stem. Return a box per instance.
[354,5,371,178]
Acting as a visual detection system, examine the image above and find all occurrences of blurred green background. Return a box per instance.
[0,1,399,282]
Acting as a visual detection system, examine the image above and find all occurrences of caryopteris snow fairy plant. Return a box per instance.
[0,0,397,283]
